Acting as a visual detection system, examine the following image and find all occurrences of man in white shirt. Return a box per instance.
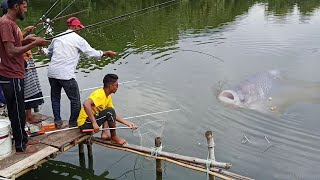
[47,17,116,128]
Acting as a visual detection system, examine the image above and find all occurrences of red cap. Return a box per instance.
[67,17,85,28]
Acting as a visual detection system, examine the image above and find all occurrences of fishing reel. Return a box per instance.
[44,18,54,36]
[43,18,54,36]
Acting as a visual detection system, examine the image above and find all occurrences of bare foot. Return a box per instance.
[101,131,111,140]
[27,139,40,146]
[16,145,38,154]
[111,136,128,146]
[27,117,43,124]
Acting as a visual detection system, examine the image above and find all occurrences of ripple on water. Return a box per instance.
[204,103,320,178]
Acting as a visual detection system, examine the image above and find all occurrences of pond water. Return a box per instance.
[18,0,320,179]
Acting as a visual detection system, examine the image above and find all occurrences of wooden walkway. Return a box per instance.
[0,112,253,180]
[0,113,90,179]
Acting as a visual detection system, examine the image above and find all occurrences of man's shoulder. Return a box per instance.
[0,16,16,25]
[55,30,84,42]
[90,89,107,98]
[91,88,104,95]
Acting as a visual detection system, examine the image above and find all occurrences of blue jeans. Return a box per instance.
[49,78,81,127]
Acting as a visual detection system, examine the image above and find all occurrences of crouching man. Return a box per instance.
[77,74,138,145]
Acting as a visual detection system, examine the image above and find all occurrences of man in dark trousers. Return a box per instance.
[0,0,48,154]
[46,17,116,129]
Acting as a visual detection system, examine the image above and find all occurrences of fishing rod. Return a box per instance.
[30,108,181,136]
[26,64,49,70]
[46,0,177,40]
[24,80,137,103]
[52,9,89,21]
[36,0,77,36]
[34,9,89,28]
[26,0,62,36]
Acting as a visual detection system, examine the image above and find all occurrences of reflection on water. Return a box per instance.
[17,0,320,180]
[21,154,112,179]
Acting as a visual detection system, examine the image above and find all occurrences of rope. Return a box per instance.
[150,144,164,157]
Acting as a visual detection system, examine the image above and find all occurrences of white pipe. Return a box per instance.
[24,80,137,103]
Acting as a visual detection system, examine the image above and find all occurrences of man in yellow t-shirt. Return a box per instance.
[78,74,138,145]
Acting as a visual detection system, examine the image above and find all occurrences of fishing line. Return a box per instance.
[46,0,178,40]
[178,49,224,62]
[24,80,137,103]
[82,0,181,37]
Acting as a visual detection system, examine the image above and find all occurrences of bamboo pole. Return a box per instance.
[79,151,86,169]
[206,131,215,180]
[79,143,84,154]
[206,131,215,161]
[92,137,231,169]
[92,140,233,180]
[155,137,163,179]
[87,138,93,157]
[182,161,254,180]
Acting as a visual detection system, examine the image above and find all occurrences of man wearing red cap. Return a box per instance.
[46,17,116,129]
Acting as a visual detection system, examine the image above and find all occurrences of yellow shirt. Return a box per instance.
[77,88,114,126]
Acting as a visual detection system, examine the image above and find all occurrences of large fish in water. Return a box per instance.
[218,70,320,113]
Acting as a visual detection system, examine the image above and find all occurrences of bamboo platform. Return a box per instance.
[0,112,253,180]
[0,113,90,179]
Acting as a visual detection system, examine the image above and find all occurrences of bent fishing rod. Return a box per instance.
[46,0,177,40]
[26,0,62,36]
[36,0,77,36]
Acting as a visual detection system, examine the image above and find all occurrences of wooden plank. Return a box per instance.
[13,159,48,179]
[33,113,51,121]
[0,144,46,170]
[39,127,86,149]
[0,146,58,178]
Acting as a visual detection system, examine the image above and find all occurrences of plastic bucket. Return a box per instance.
[0,119,12,159]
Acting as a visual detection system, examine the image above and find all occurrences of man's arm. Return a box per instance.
[78,37,116,59]
[83,98,100,132]
[3,37,48,58]
[21,26,35,37]
[116,114,138,129]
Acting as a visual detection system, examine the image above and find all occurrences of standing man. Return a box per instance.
[46,17,116,129]
[0,0,48,154]
[78,74,138,145]
[1,0,44,124]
